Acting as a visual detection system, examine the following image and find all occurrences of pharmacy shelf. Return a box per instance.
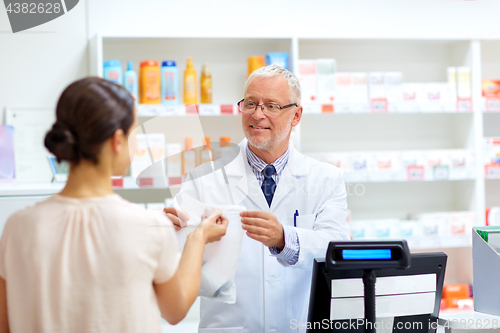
[0,178,180,198]
[88,36,485,226]
[136,103,473,117]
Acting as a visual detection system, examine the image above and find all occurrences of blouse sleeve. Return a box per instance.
[153,213,181,284]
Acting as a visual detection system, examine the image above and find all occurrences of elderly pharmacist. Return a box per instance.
[165,65,350,332]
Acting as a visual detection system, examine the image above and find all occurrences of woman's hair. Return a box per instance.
[45,77,135,164]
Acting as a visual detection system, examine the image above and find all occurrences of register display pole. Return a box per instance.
[363,269,376,333]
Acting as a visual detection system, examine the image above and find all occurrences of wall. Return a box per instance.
[0,0,89,123]
[88,0,500,39]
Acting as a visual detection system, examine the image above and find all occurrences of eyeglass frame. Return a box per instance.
[237,99,298,115]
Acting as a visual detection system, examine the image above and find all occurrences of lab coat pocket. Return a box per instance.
[295,214,315,229]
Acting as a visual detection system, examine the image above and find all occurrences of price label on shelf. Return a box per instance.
[220,104,236,115]
[485,98,500,112]
[199,104,221,116]
[302,104,321,114]
[185,105,199,115]
[321,104,334,113]
[407,165,424,181]
[486,165,500,179]
[370,98,388,113]
[433,165,450,180]
[456,98,472,112]
[138,105,161,117]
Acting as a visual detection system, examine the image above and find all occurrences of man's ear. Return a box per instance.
[110,129,125,154]
[291,106,303,127]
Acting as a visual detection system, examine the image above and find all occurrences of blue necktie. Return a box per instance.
[261,165,276,207]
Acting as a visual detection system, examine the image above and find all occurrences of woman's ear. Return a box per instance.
[110,129,126,155]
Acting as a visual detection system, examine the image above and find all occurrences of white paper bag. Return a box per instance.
[175,195,246,303]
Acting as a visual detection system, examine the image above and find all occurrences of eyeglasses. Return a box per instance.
[238,99,297,116]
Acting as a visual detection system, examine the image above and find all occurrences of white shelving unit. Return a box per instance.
[88,35,489,234]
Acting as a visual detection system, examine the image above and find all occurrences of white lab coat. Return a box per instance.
[174,139,350,333]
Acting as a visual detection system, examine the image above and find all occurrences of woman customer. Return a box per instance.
[0,77,227,333]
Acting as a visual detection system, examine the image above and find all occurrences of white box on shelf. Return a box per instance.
[334,73,352,113]
[399,83,423,113]
[349,220,377,240]
[373,219,401,239]
[422,83,455,112]
[305,152,352,173]
[449,150,475,180]
[347,152,369,182]
[165,143,182,187]
[400,151,426,181]
[386,72,403,112]
[447,67,458,102]
[316,59,336,104]
[449,211,475,238]
[131,133,165,179]
[457,67,472,99]
[368,151,403,182]
[400,220,423,249]
[351,73,370,113]
[298,60,317,104]
[369,72,388,113]
[425,150,452,181]
[418,212,450,248]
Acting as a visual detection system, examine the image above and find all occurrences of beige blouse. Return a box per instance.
[0,194,180,333]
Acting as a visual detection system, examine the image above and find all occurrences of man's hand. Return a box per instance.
[164,207,190,231]
[240,211,285,250]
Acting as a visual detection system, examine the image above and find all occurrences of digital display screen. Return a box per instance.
[342,249,392,260]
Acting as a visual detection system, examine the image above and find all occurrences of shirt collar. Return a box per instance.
[246,143,290,175]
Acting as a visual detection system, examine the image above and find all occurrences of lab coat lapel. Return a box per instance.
[270,149,300,211]
[224,139,269,211]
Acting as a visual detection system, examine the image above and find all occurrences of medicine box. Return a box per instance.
[298,60,317,104]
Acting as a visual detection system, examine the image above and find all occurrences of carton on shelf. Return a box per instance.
[386,72,403,112]
[369,72,388,113]
[297,60,317,104]
[316,59,336,104]
[449,149,475,180]
[334,72,352,113]
[401,151,426,181]
[351,72,370,113]
[348,152,370,182]
[368,151,403,182]
[424,150,452,181]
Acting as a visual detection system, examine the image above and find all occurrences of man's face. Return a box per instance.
[242,76,301,152]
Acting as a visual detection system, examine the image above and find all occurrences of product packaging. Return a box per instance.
[297,60,317,104]
[369,72,388,112]
[316,59,337,104]
[200,64,212,104]
[103,60,123,85]
[139,60,161,104]
[386,72,403,112]
[124,61,138,102]
[184,57,198,105]
[265,52,289,70]
[247,56,265,77]
[166,143,182,186]
[161,61,179,105]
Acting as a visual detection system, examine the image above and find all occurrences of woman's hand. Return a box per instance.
[195,210,228,244]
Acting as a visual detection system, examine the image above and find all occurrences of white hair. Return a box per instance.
[244,65,301,105]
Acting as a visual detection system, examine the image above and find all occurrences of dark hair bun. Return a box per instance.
[44,123,78,163]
